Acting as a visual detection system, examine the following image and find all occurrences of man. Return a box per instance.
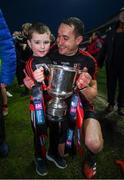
[97,7,124,115]
[24,17,103,178]
[0,9,16,157]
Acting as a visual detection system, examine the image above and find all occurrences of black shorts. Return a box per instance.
[48,117,68,144]
[79,93,96,120]
[83,103,96,120]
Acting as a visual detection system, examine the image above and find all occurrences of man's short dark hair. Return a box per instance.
[61,17,84,37]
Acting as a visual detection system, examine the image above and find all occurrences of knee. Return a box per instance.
[85,136,104,154]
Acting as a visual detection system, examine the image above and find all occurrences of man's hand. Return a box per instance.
[76,67,92,90]
[23,75,34,89]
[76,67,97,103]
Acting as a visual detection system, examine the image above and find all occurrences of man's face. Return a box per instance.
[57,23,83,56]
[119,11,124,23]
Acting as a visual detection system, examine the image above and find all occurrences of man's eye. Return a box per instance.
[64,37,68,41]
[63,36,69,41]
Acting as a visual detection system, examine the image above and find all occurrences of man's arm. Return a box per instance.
[80,79,97,103]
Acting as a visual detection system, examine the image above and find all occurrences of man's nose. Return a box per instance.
[58,38,64,45]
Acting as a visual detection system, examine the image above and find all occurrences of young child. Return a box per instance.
[24,22,52,176]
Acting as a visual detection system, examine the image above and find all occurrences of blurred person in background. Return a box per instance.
[0,9,16,157]
[14,23,32,96]
[86,31,104,62]
[97,7,124,115]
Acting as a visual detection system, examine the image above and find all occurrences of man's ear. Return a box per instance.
[76,36,83,45]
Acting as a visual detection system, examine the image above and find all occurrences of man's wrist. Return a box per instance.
[79,85,89,91]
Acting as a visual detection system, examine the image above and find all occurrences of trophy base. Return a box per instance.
[46,97,67,122]
[47,114,66,122]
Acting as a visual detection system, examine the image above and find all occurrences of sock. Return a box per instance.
[85,150,96,166]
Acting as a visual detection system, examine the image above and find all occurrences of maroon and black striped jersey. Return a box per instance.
[49,47,97,80]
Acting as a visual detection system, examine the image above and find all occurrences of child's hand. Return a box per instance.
[33,67,45,83]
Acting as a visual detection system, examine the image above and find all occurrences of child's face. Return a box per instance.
[28,32,51,57]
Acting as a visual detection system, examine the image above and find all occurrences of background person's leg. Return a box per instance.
[0,89,8,157]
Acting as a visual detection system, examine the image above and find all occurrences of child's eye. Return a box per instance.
[44,41,50,44]
[34,41,40,44]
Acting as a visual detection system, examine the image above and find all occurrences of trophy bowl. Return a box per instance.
[46,65,78,121]
[47,65,77,98]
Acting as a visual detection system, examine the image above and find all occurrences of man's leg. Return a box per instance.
[84,118,103,153]
[82,118,103,179]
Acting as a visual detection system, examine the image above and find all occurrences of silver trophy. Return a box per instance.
[46,65,78,122]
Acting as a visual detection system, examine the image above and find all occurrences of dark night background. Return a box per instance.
[1,0,124,35]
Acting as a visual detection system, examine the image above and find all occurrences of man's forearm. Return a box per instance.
[80,83,97,103]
